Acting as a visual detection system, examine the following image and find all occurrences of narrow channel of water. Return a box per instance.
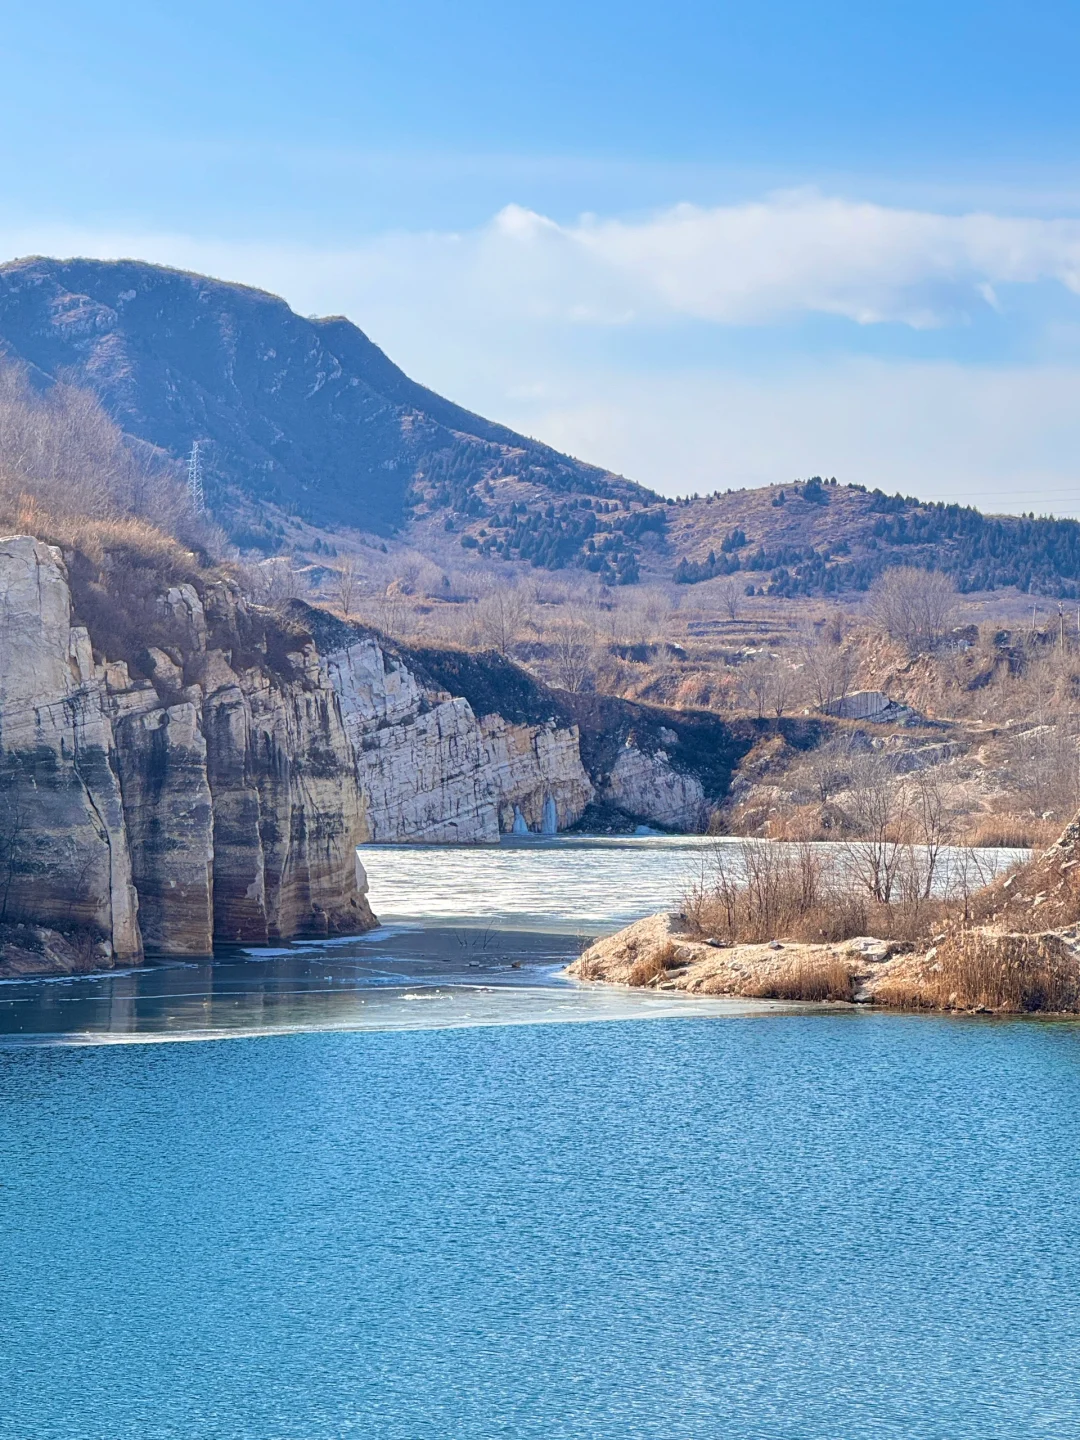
[0,836,1022,1045]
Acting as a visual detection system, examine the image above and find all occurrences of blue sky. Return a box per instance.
[4,1,1080,512]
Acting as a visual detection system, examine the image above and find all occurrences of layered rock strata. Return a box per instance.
[0,537,140,962]
[325,636,594,842]
[0,538,751,974]
[0,539,374,971]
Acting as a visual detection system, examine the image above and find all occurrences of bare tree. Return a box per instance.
[870,566,958,654]
[476,585,529,657]
[739,656,774,718]
[378,587,410,638]
[336,555,359,619]
[738,654,795,718]
[841,748,910,903]
[551,619,596,692]
[905,768,954,901]
[796,623,856,709]
[718,577,742,622]
[800,732,859,805]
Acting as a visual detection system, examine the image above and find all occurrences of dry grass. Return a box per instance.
[683,840,951,947]
[626,941,678,987]
[574,950,603,982]
[962,814,1058,850]
[0,362,228,665]
[874,930,1080,1013]
[741,955,859,1003]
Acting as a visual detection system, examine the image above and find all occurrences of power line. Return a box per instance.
[187,442,204,514]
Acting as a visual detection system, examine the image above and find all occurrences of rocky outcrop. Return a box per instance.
[0,538,374,973]
[0,536,141,963]
[570,904,1080,1015]
[569,911,886,1002]
[325,636,594,842]
[599,743,706,831]
[111,696,213,954]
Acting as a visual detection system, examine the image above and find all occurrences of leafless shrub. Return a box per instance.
[870,566,958,655]
[0,363,213,551]
[738,653,798,718]
[551,618,597,692]
[681,838,956,947]
[336,555,359,618]
[718,577,742,622]
[796,622,856,708]
[476,584,530,657]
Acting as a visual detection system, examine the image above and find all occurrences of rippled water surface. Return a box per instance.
[2,1015,1079,1439]
[1,836,1072,1440]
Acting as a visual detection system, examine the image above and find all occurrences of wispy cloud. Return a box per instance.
[13,190,1080,333]
[7,195,1080,510]
[483,192,1080,327]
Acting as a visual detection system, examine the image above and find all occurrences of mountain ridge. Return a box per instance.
[0,255,650,541]
[1,255,1079,597]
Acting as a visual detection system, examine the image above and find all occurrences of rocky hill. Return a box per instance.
[0,531,758,975]
[3,256,1080,596]
[0,256,649,546]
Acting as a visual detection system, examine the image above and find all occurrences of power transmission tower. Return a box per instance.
[187,441,205,514]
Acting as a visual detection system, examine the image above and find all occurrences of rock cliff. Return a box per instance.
[0,537,141,963]
[0,537,749,975]
[0,538,374,972]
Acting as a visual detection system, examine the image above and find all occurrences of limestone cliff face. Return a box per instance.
[199,640,368,944]
[0,536,140,961]
[111,695,213,955]
[324,636,594,842]
[0,539,373,972]
[599,745,707,832]
[109,595,371,950]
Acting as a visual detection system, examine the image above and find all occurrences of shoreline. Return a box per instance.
[567,910,1080,1017]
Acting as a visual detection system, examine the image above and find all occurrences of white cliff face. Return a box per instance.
[325,638,594,842]
[600,744,707,832]
[0,539,374,970]
[0,536,141,958]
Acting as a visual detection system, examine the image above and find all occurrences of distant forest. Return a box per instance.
[672,487,1080,598]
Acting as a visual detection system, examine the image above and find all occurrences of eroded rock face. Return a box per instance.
[599,744,707,832]
[0,536,140,961]
[325,636,594,842]
[0,538,374,972]
[111,699,214,954]
[207,643,369,943]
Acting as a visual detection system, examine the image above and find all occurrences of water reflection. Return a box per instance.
[0,835,1024,1045]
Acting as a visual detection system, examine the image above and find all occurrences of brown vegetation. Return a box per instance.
[872,929,1080,1014]
[626,941,679,987]
[679,837,990,947]
[740,954,859,1003]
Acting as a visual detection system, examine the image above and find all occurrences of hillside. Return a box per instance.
[2,256,1080,597]
[0,256,651,546]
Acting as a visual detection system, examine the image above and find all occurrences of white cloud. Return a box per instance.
[14,190,1080,335]
[7,197,1080,513]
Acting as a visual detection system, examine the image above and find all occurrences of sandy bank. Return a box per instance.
[567,911,1080,1014]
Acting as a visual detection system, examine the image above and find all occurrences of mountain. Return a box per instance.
[0,256,651,544]
[2,255,1080,597]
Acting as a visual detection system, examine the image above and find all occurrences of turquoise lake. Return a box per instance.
[0,838,1075,1438]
